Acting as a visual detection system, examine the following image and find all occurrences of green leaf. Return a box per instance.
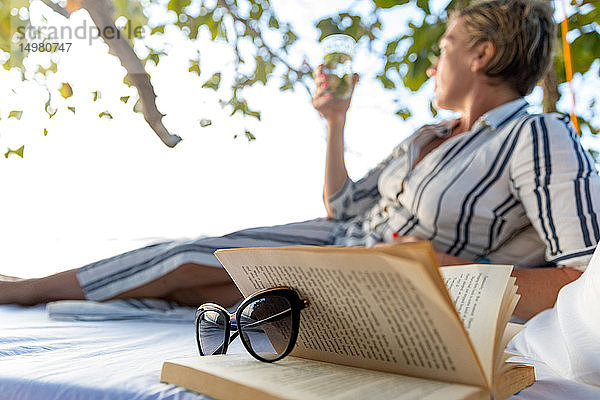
[395,107,411,120]
[5,145,24,158]
[244,130,256,141]
[45,101,57,119]
[59,82,73,98]
[376,73,396,89]
[146,51,164,66]
[202,72,221,90]
[385,39,400,57]
[429,100,438,117]
[120,96,130,103]
[167,0,191,13]
[249,3,264,20]
[570,31,600,75]
[253,56,275,85]
[568,4,600,29]
[283,30,298,47]
[416,0,430,14]
[189,60,201,76]
[588,148,599,164]
[68,106,76,114]
[399,19,446,92]
[151,25,165,35]
[133,98,143,113]
[373,0,408,9]
[43,128,48,136]
[279,75,294,91]
[268,15,279,29]
[37,61,58,76]
[92,91,100,101]
[223,94,261,120]
[404,53,431,91]
[199,118,212,127]
[316,18,342,41]
[99,111,114,119]
[9,110,23,119]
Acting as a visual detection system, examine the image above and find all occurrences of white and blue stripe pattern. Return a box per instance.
[77,98,600,301]
[329,98,600,270]
[78,218,341,300]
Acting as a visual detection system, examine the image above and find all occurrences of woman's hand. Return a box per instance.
[312,65,359,125]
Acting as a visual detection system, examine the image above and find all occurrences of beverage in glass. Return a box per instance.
[322,34,355,99]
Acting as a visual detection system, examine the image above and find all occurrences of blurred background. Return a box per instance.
[1,0,598,277]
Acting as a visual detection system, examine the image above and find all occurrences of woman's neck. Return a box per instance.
[455,85,521,135]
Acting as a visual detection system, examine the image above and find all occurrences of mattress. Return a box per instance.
[0,303,211,400]
[1,304,599,400]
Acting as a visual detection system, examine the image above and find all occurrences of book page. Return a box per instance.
[440,264,514,382]
[162,354,488,400]
[216,247,487,388]
[497,322,527,373]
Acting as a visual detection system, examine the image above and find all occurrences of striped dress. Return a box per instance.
[77,98,600,300]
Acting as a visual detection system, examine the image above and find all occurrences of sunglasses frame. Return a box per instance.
[194,286,309,363]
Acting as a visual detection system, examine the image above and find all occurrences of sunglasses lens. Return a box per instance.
[239,295,293,361]
[197,310,228,356]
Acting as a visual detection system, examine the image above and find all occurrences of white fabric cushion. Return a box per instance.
[509,243,600,386]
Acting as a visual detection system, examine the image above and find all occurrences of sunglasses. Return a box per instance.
[194,287,309,362]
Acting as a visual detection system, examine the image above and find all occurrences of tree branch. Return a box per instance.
[81,0,181,147]
[41,0,181,147]
[217,0,312,95]
[541,66,559,113]
[38,0,69,18]
[541,0,559,114]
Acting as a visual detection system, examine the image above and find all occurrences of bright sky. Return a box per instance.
[1,0,598,278]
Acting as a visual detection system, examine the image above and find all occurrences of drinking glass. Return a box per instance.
[322,34,355,99]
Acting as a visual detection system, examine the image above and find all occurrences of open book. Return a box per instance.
[161,242,534,400]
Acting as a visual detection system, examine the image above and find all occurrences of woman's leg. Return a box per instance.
[1,218,338,306]
[113,263,241,307]
[0,263,240,307]
[0,269,85,305]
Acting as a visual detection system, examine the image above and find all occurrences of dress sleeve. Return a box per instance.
[509,113,600,270]
[327,146,402,221]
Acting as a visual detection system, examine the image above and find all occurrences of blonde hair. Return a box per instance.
[453,0,555,96]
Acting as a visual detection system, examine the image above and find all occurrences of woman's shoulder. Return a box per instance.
[510,111,593,169]
[506,112,581,153]
[514,112,578,138]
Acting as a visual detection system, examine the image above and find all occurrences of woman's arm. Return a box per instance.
[436,252,582,320]
[323,116,349,218]
[386,236,583,320]
[312,65,359,218]
[511,266,582,320]
[437,253,585,320]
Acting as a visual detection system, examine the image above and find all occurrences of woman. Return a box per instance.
[1,0,597,320]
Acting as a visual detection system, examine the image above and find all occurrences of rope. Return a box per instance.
[559,0,581,135]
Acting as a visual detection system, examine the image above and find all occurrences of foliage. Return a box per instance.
[0,0,598,153]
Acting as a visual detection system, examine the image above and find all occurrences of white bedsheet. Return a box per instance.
[1,303,598,400]
[0,304,210,400]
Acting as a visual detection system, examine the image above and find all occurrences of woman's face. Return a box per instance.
[427,18,480,112]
